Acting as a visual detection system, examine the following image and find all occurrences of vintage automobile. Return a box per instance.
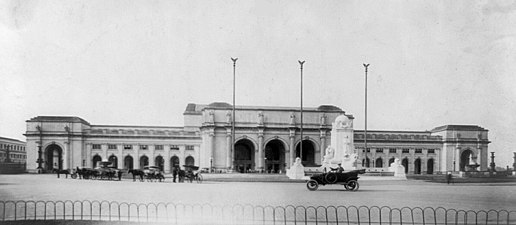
[143,166,165,181]
[306,169,366,191]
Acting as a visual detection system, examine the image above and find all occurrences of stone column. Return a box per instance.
[319,130,327,164]
[117,144,123,169]
[164,147,170,173]
[149,145,155,166]
[454,147,461,172]
[289,129,296,167]
[513,152,516,171]
[258,129,264,170]
[86,143,92,168]
[63,141,69,170]
[102,144,108,160]
[225,129,231,169]
[134,144,140,169]
[179,145,185,166]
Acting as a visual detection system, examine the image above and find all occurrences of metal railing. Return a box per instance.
[1,200,515,224]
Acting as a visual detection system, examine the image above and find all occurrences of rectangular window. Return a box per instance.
[170,145,179,150]
[124,145,132,150]
[389,148,397,153]
[108,144,117,150]
[140,145,148,150]
[402,148,410,153]
[185,145,195,151]
[376,148,383,153]
[428,149,435,154]
[155,145,163,150]
[415,148,422,153]
[92,144,101,149]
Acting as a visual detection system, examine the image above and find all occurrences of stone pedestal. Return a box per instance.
[320,114,357,172]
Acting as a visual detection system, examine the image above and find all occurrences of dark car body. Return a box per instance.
[306,169,366,191]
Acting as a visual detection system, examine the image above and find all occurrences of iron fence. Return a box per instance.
[1,200,515,224]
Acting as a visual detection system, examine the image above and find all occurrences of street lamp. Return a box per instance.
[363,63,370,168]
[298,60,305,165]
[230,57,238,171]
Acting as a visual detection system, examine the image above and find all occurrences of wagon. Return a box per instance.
[306,169,366,191]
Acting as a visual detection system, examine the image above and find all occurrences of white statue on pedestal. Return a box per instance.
[320,114,358,172]
[388,158,406,178]
[286,157,306,179]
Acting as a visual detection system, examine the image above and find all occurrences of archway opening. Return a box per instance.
[108,155,118,168]
[170,156,180,171]
[375,158,383,168]
[264,139,286,173]
[414,158,421,174]
[234,139,255,173]
[295,140,316,166]
[185,156,195,166]
[45,144,63,171]
[124,155,133,170]
[92,155,102,168]
[402,158,409,174]
[388,158,395,167]
[140,155,149,169]
[427,158,434,174]
[460,149,474,172]
[155,156,164,171]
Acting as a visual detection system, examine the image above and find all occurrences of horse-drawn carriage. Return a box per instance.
[184,165,203,183]
[128,166,165,182]
[306,169,365,191]
[71,161,119,180]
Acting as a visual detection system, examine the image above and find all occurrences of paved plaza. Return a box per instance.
[1,174,515,211]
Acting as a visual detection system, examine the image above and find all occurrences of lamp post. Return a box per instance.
[36,124,44,172]
[298,60,305,165]
[363,63,370,168]
[230,57,238,171]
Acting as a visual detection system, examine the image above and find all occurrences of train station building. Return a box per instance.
[24,102,490,174]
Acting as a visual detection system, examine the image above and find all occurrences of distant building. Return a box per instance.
[24,103,489,174]
[0,136,27,174]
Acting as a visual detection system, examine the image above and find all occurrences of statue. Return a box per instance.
[286,157,305,179]
[226,111,232,124]
[322,146,334,164]
[289,113,295,125]
[207,110,215,123]
[389,158,406,178]
[258,111,264,125]
[320,113,327,125]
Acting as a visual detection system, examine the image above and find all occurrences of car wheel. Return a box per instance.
[346,180,359,191]
[71,174,77,179]
[306,180,319,191]
[325,173,337,184]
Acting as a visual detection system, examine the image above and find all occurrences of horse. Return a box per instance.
[128,169,145,182]
[52,168,70,178]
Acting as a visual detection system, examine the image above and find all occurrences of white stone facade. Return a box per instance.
[24,103,489,174]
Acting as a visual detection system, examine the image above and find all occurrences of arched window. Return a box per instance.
[92,155,102,168]
[185,156,195,166]
[388,158,395,167]
[427,158,434,174]
[155,155,164,171]
[108,155,118,168]
[124,155,133,169]
[140,155,149,169]
[414,158,421,174]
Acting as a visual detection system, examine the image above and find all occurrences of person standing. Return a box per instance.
[172,166,178,183]
[446,172,452,185]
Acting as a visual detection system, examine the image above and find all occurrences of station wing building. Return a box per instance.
[24,102,490,174]
[0,136,27,174]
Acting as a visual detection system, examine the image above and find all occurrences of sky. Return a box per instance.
[1,0,515,167]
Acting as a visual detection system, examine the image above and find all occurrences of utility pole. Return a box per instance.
[298,60,305,164]
[230,57,238,171]
[363,63,370,168]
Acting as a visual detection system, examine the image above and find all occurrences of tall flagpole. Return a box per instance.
[298,60,305,164]
[363,63,370,168]
[231,57,238,171]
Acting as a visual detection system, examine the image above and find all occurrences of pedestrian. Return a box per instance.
[172,166,178,183]
[178,169,185,183]
[117,170,122,181]
[446,172,452,185]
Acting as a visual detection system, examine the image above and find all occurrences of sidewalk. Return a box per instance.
[198,173,408,183]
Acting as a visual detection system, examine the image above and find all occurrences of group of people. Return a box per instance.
[171,166,195,183]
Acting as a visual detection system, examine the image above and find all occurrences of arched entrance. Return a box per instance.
[155,155,164,171]
[388,158,395,167]
[140,155,149,169]
[108,155,118,168]
[170,156,180,171]
[375,158,383,168]
[295,140,316,166]
[45,144,63,171]
[234,139,255,173]
[264,140,286,173]
[185,156,195,166]
[460,149,474,172]
[92,155,102,168]
[427,158,434,174]
[124,155,133,169]
[414,158,421,174]
[402,158,409,174]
